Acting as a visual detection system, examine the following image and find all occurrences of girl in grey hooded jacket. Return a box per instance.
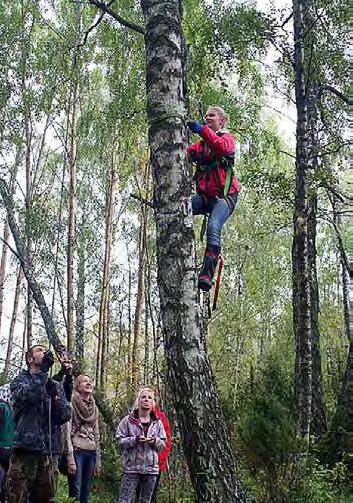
[116,387,166,503]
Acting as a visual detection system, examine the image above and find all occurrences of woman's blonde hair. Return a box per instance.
[207,106,228,127]
[131,386,157,412]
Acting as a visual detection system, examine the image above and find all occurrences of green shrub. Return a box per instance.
[234,355,297,502]
[288,460,349,503]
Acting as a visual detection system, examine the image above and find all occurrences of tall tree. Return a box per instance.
[66,0,82,353]
[292,0,312,464]
[141,0,246,500]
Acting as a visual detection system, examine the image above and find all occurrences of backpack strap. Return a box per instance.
[223,166,232,197]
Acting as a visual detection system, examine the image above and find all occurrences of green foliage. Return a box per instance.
[232,356,296,501]
[288,460,349,503]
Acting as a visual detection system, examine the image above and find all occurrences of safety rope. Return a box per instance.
[212,255,224,311]
[148,112,187,126]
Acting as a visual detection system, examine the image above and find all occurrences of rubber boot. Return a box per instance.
[198,244,220,291]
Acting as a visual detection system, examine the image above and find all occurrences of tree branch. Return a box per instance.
[319,85,352,105]
[130,193,155,209]
[0,178,118,428]
[0,178,66,355]
[280,12,293,28]
[78,0,115,48]
[88,0,145,35]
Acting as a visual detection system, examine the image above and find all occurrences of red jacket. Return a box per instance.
[186,125,239,198]
[154,406,171,471]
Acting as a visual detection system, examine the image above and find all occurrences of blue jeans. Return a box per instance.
[68,449,96,503]
[192,193,237,249]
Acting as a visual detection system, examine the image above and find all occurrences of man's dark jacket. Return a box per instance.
[10,369,71,455]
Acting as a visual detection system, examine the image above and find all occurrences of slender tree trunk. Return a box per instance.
[126,256,132,385]
[326,215,353,464]
[308,193,327,436]
[21,0,33,348]
[67,0,82,353]
[292,0,312,462]
[143,282,149,383]
[76,246,85,360]
[67,80,78,354]
[141,1,246,500]
[146,248,158,381]
[67,106,77,354]
[132,157,150,387]
[3,266,24,377]
[0,222,10,335]
[328,192,351,340]
[0,128,22,332]
[98,154,117,389]
[305,55,327,435]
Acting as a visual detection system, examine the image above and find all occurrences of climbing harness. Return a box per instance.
[194,152,235,198]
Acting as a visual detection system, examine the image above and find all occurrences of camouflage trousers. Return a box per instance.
[6,451,59,503]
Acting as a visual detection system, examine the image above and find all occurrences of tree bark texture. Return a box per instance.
[292,0,312,459]
[141,1,246,500]
[308,195,326,437]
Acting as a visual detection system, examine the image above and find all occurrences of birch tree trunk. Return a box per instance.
[308,195,326,437]
[21,0,34,348]
[292,0,312,467]
[67,99,77,354]
[67,0,82,353]
[141,1,246,500]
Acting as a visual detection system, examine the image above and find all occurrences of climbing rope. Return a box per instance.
[148,112,188,126]
[212,255,224,311]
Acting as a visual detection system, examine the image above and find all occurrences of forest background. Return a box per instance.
[0,0,351,501]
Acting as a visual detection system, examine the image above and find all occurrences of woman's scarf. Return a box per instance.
[71,391,97,427]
